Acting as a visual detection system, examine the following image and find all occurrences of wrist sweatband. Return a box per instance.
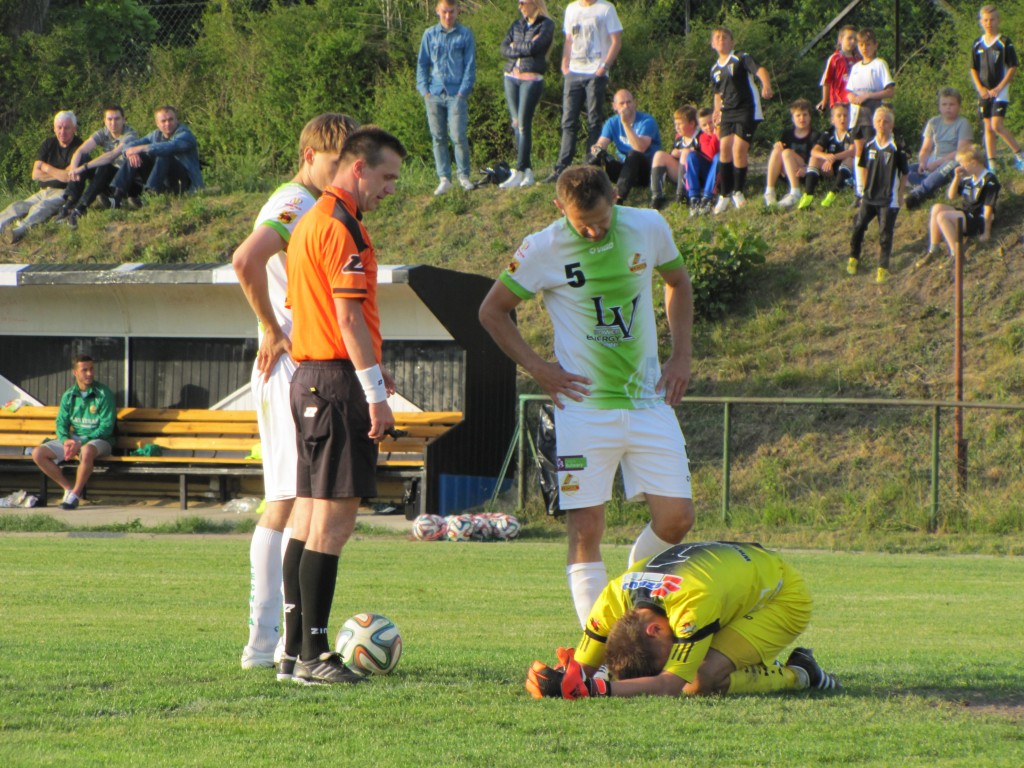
[356,364,387,404]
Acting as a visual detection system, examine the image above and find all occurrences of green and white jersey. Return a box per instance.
[252,182,318,342]
[500,206,683,409]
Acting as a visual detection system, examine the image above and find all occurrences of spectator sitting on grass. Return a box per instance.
[904,88,974,210]
[0,110,82,244]
[108,105,203,209]
[763,98,821,209]
[916,144,1000,269]
[57,104,139,228]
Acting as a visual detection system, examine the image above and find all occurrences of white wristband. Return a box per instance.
[356,364,387,404]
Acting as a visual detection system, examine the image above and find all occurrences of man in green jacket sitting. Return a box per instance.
[31,355,116,510]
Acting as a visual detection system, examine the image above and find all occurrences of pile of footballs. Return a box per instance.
[411,512,521,542]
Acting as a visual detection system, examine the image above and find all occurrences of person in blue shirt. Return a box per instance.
[417,0,476,196]
[108,105,203,208]
[589,90,662,204]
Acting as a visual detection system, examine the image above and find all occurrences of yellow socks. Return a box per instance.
[727,663,803,695]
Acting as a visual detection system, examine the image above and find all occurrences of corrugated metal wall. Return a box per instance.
[0,335,257,408]
[2,335,467,413]
[383,341,464,413]
[0,336,126,405]
[129,338,257,408]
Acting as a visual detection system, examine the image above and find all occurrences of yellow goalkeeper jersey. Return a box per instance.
[576,542,788,682]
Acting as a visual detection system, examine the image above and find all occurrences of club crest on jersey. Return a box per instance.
[508,258,520,274]
[342,254,365,273]
[628,253,647,273]
[621,572,683,597]
[557,455,587,471]
[277,211,296,224]
[560,473,580,494]
[678,620,697,637]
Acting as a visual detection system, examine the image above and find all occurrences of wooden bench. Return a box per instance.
[0,405,462,514]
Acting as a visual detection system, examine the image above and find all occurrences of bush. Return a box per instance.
[677,221,768,320]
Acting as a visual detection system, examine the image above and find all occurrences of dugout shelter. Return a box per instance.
[0,263,515,515]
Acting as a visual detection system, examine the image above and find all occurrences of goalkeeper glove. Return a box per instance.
[525,647,611,700]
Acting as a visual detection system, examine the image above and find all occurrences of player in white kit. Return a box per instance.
[233,113,358,670]
[480,164,696,628]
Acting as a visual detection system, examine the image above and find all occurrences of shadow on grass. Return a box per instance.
[0,512,255,535]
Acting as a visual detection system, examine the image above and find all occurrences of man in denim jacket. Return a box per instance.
[109,105,203,208]
[417,0,476,196]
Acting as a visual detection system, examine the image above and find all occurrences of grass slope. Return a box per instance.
[0,536,1022,767]
[2,162,1024,537]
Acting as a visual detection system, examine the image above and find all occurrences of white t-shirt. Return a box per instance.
[845,57,894,127]
[564,0,623,75]
[251,182,318,343]
[499,206,683,409]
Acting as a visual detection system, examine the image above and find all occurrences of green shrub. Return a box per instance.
[677,221,768,320]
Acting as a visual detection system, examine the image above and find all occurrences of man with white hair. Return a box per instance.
[0,110,82,244]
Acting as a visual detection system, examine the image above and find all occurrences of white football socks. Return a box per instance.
[246,525,284,653]
[567,562,607,628]
[628,524,675,567]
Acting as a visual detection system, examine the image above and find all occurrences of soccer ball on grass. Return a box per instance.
[335,612,402,675]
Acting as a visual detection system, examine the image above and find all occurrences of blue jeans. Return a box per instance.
[684,153,719,199]
[112,155,194,197]
[503,76,544,172]
[908,160,957,195]
[425,93,471,181]
[557,74,608,170]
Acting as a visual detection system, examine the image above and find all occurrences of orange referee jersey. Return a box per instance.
[285,186,382,363]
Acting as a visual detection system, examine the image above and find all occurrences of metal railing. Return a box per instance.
[509,393,1024,531]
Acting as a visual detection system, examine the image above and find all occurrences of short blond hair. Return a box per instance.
[298,113,359,166]
[874,105,895,124]
[956,143,987,167]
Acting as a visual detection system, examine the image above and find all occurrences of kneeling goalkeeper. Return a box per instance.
[526,541,840,698]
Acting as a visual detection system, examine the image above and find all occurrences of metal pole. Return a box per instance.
[722,401,732,524]
[516,395,527,510]
[894,0,901,70]
[954,217,967,492]
[930,405,940,532]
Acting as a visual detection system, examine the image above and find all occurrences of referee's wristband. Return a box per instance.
[356,364,387,404]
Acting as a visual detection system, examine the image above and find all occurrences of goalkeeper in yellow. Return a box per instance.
[526,541,840,698]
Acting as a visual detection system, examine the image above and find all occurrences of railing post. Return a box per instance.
[516,396,527,511]
[930,405,940,532]
[722,401,732,524]
[954,217,967,493]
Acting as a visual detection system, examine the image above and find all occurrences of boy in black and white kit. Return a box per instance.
[970,5,1024,171]
[709,26,773,214]
[848,107,908,285]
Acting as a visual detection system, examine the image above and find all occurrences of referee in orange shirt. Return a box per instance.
[280,126,407,685]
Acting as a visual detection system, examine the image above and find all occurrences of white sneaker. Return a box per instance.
[457,175,475,191]
[732,191,747,209]
[434,178,453,196]
[763,188,777,206]
[778,190,801,209]
[499,170,524,189]
[712,196,731,215]
[241,646,276,669]
[519,169,536,188]
[273,636,286,664]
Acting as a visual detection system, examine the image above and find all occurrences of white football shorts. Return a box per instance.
[553,403,691,510]
[251,353,298,501]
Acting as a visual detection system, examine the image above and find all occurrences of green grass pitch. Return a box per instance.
[0,535,1022,767]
